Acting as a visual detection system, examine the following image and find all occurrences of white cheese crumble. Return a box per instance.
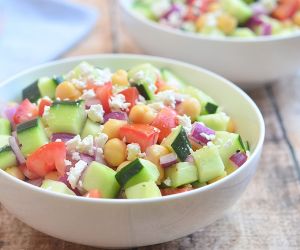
[87,104,104,123]
[177,115,192,133]
[246,150,251,158]
[67,160,87,189]
[127,143,143,161]
[94,133,108,148]
[109,94,130,111]
[72,152,81,161]
[66,135,81,153]
[147,102,165,112]
[71,78,86,89]
[155,90,186,109]
[112,85,128,94]
[64,160,72,166]
[151,0,170,17]
[92,68,112,86]
[42,105,50,121]
[206,141,215,148]
[163,177,172,187]
[200,132,216,141]
[168,11,182,28]
[55,139,62,142]
[79,135,94,156]
[95,147,104,162]
[80,89,96,100]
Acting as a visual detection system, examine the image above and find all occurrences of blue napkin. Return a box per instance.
[0,0,98,81]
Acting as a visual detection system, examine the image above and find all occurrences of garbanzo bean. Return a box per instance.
[112,69,129,86]
[103,119,127,139]
[104,138,127,167]
[45,171,60,181]
[176,97,201,121]
[116,161,131,172]
[129,104,157,124]
[5,166,25,181]
[55,81,81,100]
[217,14,237,35]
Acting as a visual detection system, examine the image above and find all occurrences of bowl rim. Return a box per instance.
[119,0,300,43]
[0,53,265,204]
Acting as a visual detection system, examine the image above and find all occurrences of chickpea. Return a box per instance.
[227,119,236,133]
[45,171,60,181]
[5,166,25,181]
[293,11,300,26]
[56,81,82,100]
[176,97,201,121]
[103,119,127,139]
[217,14,237,35]
[112,69,129,86]
[104,138,127,167]
[196,15,207,32]
[145,145,169,183]
[208,2,221,12]
[116,161,131,172]
[129,104,157,124]
[207,171,227,184]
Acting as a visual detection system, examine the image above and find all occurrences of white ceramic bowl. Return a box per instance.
[0,54,264,248]
[119,0,300,88]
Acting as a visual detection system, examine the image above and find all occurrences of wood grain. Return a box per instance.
[1,0,300,249]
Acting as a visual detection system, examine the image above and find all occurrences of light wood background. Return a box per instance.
[1,1,300,249]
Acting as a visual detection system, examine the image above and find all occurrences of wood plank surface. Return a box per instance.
[1,1,300,249]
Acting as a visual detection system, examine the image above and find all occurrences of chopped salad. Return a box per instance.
[0,62,250,199]
[132,0,300,37]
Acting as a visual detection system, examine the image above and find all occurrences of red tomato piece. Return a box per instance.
[84,189,102,198]
[95,82,113,113]
[38,98,52,116]
[160,186,193,196]
[272,0,299,20]
[119,87,139,111]
[19,164,40,180]
[119,124,160,152]
[13,99,38,125]
[26,142,66,177]
[151,107,178,143]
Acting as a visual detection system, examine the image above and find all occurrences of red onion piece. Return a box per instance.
[162,4,181,19]
[246,15,264,28]
[2,103,18,123]
[185,154,194,164]
[103,111,128,123]
[85,98,101,109]
[51,133,75,143]
[229,152,248,168]
[160,153,178,168]
[251,3,269,15]
[190,122,215,145]
[28,178,43,187]
[261,22,272,36]
[9,136,26,164]
[80,153,94,165]
[58,174,81,196]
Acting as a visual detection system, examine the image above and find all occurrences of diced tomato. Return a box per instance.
[38,98,52,116]
[13,99,38,125]
[119,124,160,152]
[151,107,178,143]
[84,189,102,198]
[26,142,66,177]
[272,0,299,20]
[160,186,193,196]
[119,87,139,111]
[19,164,40,180]
[95,82,113,113]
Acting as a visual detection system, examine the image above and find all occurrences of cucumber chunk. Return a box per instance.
[220,0,252,23]
[41,180,76,196]
[161,69,186,89]
[81,119,102,138]
[161,125,191,161]
[213,131,245,171]
[22,80,41,103]
[82,161,120,198]
[47,100,87,134]
[0,135,10,148]
[192,144,225,183]
[37,77,57,99]
[125,181,161,199]
[0,145,17,170]
[165,162,198,188]
[115,158,160,189]
[197,112,230,131]
[0,118,11,135]
[17,118,49,156]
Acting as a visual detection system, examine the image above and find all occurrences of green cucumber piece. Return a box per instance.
[165,162,198,188]
[132,2,157,20]
[192,145,225,183]
[22,80,41,103]
[213,131,245,171]
[115,158,160,189]
[0,118,11,135]
[191,181,207,188]
[231,27,256,37]
[0,135,10,148]
[41,180,76,196]
[128,63,158,100]
[47,100,87,134]
[0,145,17,170]
[197,113,230,131]
[37,77,57,99]
[220,0,252,23]
[81,119,102,138]
[82,161,120,198]
[125,181,161,199]
[161,69,186,89]
[17,118,49,156]
[161,125,191,161]
[182,86,218,115]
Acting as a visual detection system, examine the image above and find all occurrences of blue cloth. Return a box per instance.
[0,0,98,81]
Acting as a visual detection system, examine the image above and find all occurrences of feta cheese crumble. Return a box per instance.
[64,160,72,166]
[155,90,185,109]
[151,0,170,17]
[42,105,50,121]
[72,152,81,161]
[79,135,94,155]
[67,160,87,189]
[163,177,172,187]
[147,102,165,112]
[127,143,144,161]
[94,133,108,148]
[80,89,96,100]
[87,104,104,123]
[66,135,81,153]
[109,94,130,111]
[200,132,216,141]
[177,115,192,133]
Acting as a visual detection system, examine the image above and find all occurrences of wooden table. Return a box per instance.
[1,1,300,249]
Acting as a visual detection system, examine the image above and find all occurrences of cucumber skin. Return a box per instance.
[0,146,17,171]
[171,126,191,161]
[0,118,11,135]
[22,81,41,103]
